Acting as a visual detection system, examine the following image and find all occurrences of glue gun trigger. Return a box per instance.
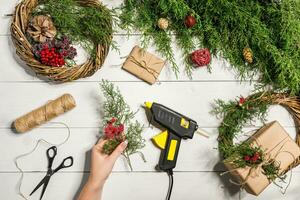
[152,130,168,150]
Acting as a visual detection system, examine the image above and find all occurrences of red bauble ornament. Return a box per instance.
[191,48,211,67]
[185,15,197,28]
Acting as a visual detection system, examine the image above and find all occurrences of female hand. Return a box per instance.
[88,138,128,187]
[78,139,127,200]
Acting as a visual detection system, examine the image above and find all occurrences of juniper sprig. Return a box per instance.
[100,80,146,170]
[119,0,300,93]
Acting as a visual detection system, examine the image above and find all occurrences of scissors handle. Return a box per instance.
[54,156,74,173]
[46,146,57,169]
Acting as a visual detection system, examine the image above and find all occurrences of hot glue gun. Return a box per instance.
[144,102,208,200]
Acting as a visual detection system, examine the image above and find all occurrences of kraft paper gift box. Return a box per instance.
[224,121,300,195]
[122,46,166,85]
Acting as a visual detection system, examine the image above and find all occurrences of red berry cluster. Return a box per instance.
[244,152,261,163]
[33,36,77,67]
[238,96,246,106]
[39,47,65,67]
[104,118,125,139]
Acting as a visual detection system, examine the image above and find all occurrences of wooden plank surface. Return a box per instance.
[1,0,299,199]
[1,127,299,172]
[0,172,241,200]
[1,172,299,200]
[0,82,296,128]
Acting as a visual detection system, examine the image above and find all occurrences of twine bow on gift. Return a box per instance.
[128,54,162,81]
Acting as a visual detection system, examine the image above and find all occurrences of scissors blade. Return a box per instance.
[39,176,50,200]
[30,175,50,196]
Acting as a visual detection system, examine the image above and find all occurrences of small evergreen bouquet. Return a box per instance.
[226,143,264,169]
[100,80,146,170]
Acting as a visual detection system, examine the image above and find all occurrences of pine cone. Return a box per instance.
[27,15,57,43]
[243,47,253,64]
[158,18,169,30]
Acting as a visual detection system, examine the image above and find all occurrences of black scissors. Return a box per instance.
[30,146,74,200]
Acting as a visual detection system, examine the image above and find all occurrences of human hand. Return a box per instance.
[88,138,128,188]
[78,139,127,200]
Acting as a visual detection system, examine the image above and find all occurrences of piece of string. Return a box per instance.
[236,169,293,200]
[253,135,295,194]
[14,121,71,200]
[128,55,161,79]
[272,150,294,194]
[111,55,163,85]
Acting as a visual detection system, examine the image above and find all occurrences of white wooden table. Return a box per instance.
[1,1,299,199]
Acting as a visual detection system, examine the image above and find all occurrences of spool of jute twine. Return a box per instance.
[13,94,76,133]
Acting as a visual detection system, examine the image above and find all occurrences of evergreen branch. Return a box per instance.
[33,0,115,56]
[100,80,146,170]
[212,92,272,158]
[119,0,300,93]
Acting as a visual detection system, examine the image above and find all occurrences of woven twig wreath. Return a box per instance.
[215,92,300,175]
[11,0,112,82]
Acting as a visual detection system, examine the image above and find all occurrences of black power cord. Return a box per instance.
[166,170,174,200]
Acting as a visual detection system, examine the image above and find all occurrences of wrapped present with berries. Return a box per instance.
[223,121,300,195]
[122,46,166,85]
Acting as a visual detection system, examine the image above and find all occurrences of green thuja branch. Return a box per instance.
[100,80,146,170]
[212,92,272,158]
[120,0,300,93]
[34,0,114,56]
[224,143,264,168]
[100,80,135,125]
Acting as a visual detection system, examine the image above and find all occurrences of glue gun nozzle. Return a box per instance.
[144,102,153,109]
[196,129,210,138]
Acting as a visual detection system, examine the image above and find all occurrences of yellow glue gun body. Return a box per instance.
[152,130,180,163]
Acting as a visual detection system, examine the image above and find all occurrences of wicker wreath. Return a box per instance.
[11,0,112,82]
[215,92,300,175]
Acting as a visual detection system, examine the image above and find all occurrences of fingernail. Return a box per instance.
[122,140,128,148]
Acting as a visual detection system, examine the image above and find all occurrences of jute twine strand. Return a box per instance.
[270,93,300,173]
[10,0,112,82]
[14,94,76,133]
[15,121,71,200]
